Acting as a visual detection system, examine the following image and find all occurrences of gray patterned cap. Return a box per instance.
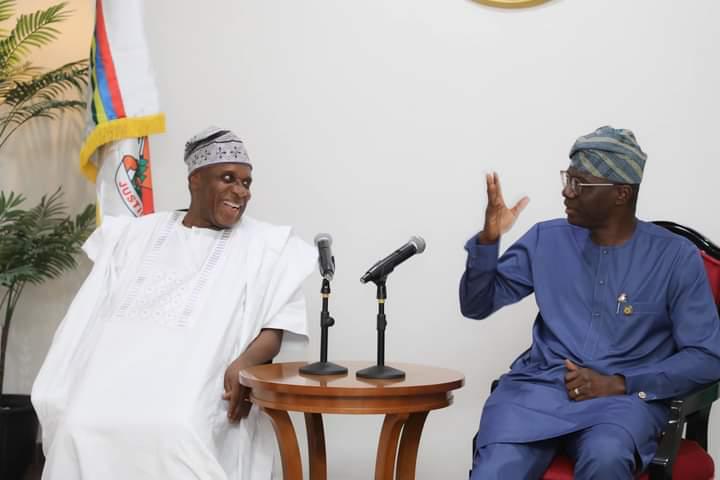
[184,126,251,175]
[569,126,647,184]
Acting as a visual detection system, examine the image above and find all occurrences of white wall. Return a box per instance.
[4,0,720,478]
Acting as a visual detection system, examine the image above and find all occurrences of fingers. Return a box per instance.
[486,172,528,216]
[574,391,590,402]
[489,172,505,207]
[230,385,254,422]
[564,359,591,401]
[238,386,252,419]
[565,377,585,392]
[222,374,232,401]
[485,172,494,191]
[223,373,231,397]
[564,359,578,371]
[482,171,530,241]
[568,383,591,401]
[566,370,592,401]
[511,196,530,217]
[227,382,240,423]
[493,172,503,200]
[564,369,580,383]
[565,364,587,387]
[486,172,499,206]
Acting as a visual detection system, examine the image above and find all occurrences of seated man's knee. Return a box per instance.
[571,425,635,479]
[471,441,558,480]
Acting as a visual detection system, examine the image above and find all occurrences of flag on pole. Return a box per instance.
[79,0,165,220]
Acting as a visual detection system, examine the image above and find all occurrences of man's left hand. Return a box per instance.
[223,358,252,423]
[564,359,626,401]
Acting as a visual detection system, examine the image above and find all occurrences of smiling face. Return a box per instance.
[184,163,252,229]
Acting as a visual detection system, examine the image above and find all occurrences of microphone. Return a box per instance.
[360,236,426,284]
[315,233,335,281]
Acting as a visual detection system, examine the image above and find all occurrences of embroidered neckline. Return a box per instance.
[112,212,234,327]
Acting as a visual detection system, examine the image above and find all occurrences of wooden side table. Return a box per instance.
[239,361,464,480]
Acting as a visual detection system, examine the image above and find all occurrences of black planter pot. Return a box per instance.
[0,394,39,480]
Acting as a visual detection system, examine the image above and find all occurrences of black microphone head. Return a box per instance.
[409,235,426,254]
[360,235,426,284]
[314,233,332,247]
[315,232,334,281]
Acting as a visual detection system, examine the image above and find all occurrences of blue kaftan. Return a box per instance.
[460,219,720,467]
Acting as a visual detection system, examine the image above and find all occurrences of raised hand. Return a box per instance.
[477,172,529,244]
[564,359,626,401]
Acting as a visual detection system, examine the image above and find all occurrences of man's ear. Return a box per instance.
[615,185,632,206]
[188,171,201,193]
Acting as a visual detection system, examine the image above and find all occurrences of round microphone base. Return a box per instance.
[356,364,406,380]
[299,361,348,376]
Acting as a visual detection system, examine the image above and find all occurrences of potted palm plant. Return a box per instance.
[0,1,95,477]
[0,191,94,478]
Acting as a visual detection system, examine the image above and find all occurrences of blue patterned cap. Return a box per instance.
[569,126,647,184]
[184,126,251,175]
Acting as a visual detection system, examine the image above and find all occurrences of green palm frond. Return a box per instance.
[0,61,89,148]
[3,59,88,105]
[0,1,92,395]
[0,62,41,97]
[0,2,70,73]
[0,190,24,211]
[0,1,87,152]
[0,98,86,124]
[0,98,85,149]
[0,0,16,34]
[26,203,95,284]
[0,188,95,287]
[18,188,66,236]
[0,190,24,227]
[0,265,32,288]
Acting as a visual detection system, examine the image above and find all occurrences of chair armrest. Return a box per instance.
[648,381,719,480]
[669,381,719,420]
[669,381,718,450]
[649,418,684,480]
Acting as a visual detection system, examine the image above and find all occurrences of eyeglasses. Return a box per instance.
[560,170,615,196]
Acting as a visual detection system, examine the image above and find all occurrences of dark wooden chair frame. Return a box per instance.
[647,221,720,480]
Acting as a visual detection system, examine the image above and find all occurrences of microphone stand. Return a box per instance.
[300,278,348,375]
[356,277,406,380]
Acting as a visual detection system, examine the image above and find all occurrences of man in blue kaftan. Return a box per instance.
[461,126,720,479]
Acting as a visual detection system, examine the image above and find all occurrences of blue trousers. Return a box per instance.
[470,423,637,480]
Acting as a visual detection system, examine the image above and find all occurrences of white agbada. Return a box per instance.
[32,211,316,479]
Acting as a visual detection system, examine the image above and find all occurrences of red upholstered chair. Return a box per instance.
[474,222,720,480]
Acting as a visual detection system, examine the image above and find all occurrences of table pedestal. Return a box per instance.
[240,361,464,480]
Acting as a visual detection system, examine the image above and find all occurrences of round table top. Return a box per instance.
[239,361,465,398]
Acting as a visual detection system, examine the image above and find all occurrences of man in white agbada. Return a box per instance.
[32,127,316,479]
